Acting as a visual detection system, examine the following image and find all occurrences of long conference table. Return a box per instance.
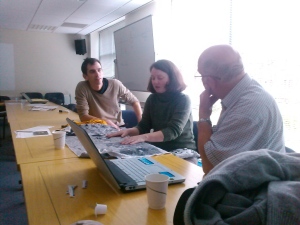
[5,101,80,169]
[6,100,204,225]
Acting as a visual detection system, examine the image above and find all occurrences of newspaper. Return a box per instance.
[65,124,167,158]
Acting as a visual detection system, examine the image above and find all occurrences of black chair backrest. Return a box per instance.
[0,96,10,102]
[122,110,138,128]
[0,96,10,111]
[193,121,198,148]
[285,146,295,153]
[45,92,65,105]
[22,92,43,99]
[66,103,77,113]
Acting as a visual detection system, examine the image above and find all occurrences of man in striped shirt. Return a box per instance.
[197,45,285,174]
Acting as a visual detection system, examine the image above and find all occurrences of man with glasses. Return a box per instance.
[197,45,285,174]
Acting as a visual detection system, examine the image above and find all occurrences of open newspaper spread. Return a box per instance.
[65,124,167,158]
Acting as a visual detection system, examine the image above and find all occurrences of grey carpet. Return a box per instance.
[0,130,28,225]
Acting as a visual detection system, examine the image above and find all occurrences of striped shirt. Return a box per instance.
[205,74,285,166]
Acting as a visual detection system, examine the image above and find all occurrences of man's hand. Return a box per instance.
[104,119,120,130]
[199,89,219,118]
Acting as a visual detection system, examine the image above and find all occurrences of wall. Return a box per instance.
[124,1,170,102]
[91,0,171,103]
[88,32,99,58]
[0,29,87,103]
[0,1,170,104]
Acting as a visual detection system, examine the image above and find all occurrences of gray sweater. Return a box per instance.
[136,92,196,151]
[183,149,300,225]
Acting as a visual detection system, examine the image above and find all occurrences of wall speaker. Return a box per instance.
[75,39,87,55]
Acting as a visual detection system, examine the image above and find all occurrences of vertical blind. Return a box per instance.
[99,21,125,78]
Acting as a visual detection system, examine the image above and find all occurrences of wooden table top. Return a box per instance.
[5,100,79,123]
[7,99,204,225]
[10,120,78,169]
[20,154,204,225]
[6,101,81,169]
[9,119,81,169]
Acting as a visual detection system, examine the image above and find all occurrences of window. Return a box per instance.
[169,0,300,151]
[99,21,125,78]
[169,0,231,124]
[231,0,300,151]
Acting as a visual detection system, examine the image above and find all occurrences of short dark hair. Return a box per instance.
[81,58,101,75]
[147,59,187,93]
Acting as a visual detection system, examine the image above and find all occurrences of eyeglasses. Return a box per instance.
[199,75,221,80]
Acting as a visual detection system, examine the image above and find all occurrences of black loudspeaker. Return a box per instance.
[75,39,87,55]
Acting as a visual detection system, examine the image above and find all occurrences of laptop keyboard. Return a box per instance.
[112,158,151,182]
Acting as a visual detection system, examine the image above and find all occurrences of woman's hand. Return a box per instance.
[106,129,130,138]
[120,134,148,145]
[121,134,147,145]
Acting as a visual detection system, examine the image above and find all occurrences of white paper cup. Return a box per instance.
[52,131,66,149]
[95,203,107,216]
[145,174,169,209]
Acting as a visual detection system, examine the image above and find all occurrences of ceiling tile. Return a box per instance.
[0,0,153,34]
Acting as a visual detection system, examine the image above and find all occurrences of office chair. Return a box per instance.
[45,92,65,105]
[122,110,138,128]
[22,92,43,99]
[193,121,198,148]
[66,103,77,113]
[285,146,295,153]
[0,96,10,139]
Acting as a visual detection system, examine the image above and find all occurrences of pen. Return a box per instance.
[59,109,69,113]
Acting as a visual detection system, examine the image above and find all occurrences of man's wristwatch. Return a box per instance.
[199,118,212,126]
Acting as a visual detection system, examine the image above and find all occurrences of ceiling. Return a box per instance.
[0,0,153,36]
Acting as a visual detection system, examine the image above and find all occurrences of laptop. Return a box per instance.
[21,92,48,104]
[66,118,185,192]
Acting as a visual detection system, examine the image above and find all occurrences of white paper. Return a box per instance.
[15,126,53,138]
[28,105,57,111]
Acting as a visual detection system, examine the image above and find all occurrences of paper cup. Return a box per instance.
[52,131,66,149]
[145,174,169,209]
[95,203,107,216]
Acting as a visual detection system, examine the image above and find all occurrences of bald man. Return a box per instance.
[197,45,285,174]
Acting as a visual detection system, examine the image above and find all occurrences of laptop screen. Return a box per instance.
[66,118,123,190]
[66,118,185,192]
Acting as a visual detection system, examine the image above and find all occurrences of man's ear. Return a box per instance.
[83,74,88,80]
